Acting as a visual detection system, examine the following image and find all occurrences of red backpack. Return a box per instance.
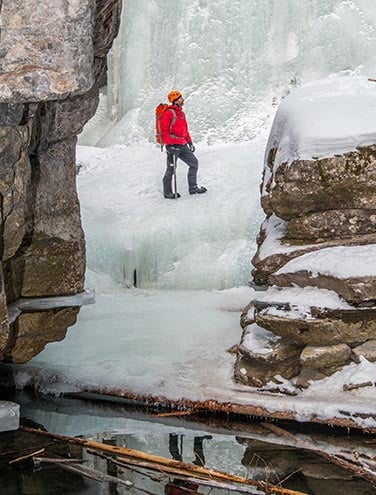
[155,103,176,149]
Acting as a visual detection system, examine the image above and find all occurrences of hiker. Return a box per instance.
[161,90,207,199]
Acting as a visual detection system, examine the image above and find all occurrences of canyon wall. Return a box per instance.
[0,0,121,363]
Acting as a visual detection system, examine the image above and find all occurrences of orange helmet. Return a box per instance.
[168,90,182,103]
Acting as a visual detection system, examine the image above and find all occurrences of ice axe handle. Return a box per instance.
[173,154,178,200]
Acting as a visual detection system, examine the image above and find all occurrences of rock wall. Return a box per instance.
[236,137,376,390]
[0,0,121,363]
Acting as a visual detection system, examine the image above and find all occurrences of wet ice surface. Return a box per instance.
[25,287,250,399]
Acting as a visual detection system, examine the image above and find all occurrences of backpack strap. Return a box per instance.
[168,108,179,138]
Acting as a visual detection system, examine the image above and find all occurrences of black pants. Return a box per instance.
[163,145,198,194]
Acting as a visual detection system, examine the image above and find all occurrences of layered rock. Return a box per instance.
[0,0,121,363]
[236,76,376,390]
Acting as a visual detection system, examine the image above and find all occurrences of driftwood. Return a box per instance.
[156,411,196,417]
[0,443,53,458]
[33,456,133,488]
[33,456,87,464]
[20,426,308,495]
[88,449,260,493]
[9,448,45,464]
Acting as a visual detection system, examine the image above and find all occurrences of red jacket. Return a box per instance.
[161,105,192,146]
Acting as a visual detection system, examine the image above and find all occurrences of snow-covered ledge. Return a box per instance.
[7,289,95,324]
[240,76,376,402]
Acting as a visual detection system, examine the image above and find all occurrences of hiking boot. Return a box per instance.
[164,192,181,199]
[189,185,207,195]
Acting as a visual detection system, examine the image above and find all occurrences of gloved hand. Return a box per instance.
[187,142,195,152]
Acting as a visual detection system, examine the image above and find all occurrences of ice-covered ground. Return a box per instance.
[11,140,264,398]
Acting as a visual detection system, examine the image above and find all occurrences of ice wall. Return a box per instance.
[80,0,376,146]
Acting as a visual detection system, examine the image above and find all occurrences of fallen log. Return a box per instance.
[20,426,308,495]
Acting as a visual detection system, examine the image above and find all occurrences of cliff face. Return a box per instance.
[0,0,121,363]
[236,77,376,391]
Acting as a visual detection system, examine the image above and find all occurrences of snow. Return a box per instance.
[257,214,315,260]
[77,140,264,290]
[277,244,376,279]
[263,75,376,194]
[253,286,352,320]
[242,324,281,355]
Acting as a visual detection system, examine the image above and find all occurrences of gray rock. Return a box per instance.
[296,367,328,388]
[4,307,79,364]
[256,308,376,346]
[352,339,376,363]
[286,209,376,241]
[0,0,95,102]
[264,146,376,220]
[300,344,351,371]
[0,0,122,363]
[234,323,302,386]
[270,271,376,305]
[252,228,376,286]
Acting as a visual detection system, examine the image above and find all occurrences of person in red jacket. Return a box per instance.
[161,90,207,199]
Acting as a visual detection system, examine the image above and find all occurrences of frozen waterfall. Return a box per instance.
[80,0,376,147]
[78,0,376,291]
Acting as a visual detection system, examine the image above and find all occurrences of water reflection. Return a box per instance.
[1,393,376,495]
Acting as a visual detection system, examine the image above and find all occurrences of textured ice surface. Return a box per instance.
[0,401,19,432]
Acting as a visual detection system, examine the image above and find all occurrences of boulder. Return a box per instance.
[352,340,376,363]
[255,306,376,346]
[0,0,95,102]
[286,209,376,241]
[234,323,302,386]
[0,0,122,362]
[300,344,351,372]
[263,146,376,220]
[4,308,79,363]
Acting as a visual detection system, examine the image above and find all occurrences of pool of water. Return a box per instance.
[1,393,375,495]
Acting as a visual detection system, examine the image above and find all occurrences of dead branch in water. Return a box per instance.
[33,456,133,488]
[9,448,45,464]
[20,426,309,495]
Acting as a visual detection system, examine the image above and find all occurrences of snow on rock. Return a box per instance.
[276,244,376,279]
[263,75,376,191]
[239,75,376,395]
